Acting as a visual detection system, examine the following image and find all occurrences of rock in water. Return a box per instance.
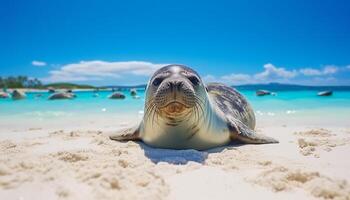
[12,90,26,100]
[130,88,137,96]
[317,91,332,96]
[48,92,74,100]
[109,92,125,99]
[0,92,9,98]
[48,87,55,93]
[256,90,271,96]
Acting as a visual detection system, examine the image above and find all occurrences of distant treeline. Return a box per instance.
[0,76,43,88]
[0,76,97,89]
[45,83,96,89]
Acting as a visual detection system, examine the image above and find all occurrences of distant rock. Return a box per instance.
[12,90,26,100]
[130,88,137,96]
[317,91,333,96]
[65,89,77,97]
[256,90,271,96]
[48,92,74,100]
[109,92,126,99]
[48,87,55,93]
[0,92,9,98]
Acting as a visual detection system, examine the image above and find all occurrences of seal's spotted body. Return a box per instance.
[207,83,255,129]
[110,65,278,150]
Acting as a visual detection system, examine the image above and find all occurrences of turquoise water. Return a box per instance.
[0,90,350,120]
[0,91,145,118]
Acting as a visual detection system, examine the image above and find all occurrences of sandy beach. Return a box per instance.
[1,115,350,200]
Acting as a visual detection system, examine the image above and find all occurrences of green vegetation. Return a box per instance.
[44,82,95,89]
[0,76,42,89]
[0,76,96,89]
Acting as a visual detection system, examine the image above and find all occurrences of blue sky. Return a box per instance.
[1,0,350,85]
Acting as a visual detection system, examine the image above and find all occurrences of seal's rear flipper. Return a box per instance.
[228,118,278,144]
[109,125,140,141]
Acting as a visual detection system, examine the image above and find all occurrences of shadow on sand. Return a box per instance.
[137,141,244,165]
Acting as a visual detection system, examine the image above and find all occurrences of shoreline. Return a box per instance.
[1,110,349,133]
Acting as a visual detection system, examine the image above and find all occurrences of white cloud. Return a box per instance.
[222,73,252,84]
[41,60,167,83]
[205,63,298,85]
[323,65,338,74]
[202,74,217,83]
[299,68,322,76]
[254,63,297,80]
[210,63,349,85]
[299,65,338,76]
[40,61,349,85]
[32,60,47,67]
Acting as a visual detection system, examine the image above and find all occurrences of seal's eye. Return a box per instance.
[152,77,163,86]
[188,76,200,85]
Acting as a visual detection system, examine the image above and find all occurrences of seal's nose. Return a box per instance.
[168,80,184,92]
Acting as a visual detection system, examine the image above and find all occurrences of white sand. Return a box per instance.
[1,117,350,199]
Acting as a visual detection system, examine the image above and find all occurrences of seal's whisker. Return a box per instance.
[196,104,203,123]
[145,99,158,128]
[155,107,160,126]
[151,105,158,124]
[149,105,157,128]
[144,95,163,128]
[194,97,206,116]
[194,95,204,104]
[145,106,154,120]
[194,104,200,125]
[144,99,153,114]
[145,97,157,116]
[195,100,205,117]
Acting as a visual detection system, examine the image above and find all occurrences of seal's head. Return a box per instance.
[145,64,207,122]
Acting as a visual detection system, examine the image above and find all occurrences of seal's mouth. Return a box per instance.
[161,101,188,114]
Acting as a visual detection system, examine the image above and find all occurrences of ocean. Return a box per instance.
[1,89,350,128]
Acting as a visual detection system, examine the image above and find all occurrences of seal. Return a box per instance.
[110,64,278,150]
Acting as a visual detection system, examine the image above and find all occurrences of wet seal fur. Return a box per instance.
[110,64,278,150]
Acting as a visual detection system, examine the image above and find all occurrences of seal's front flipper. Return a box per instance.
[109,125,140,141]
[228,118,278,144]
